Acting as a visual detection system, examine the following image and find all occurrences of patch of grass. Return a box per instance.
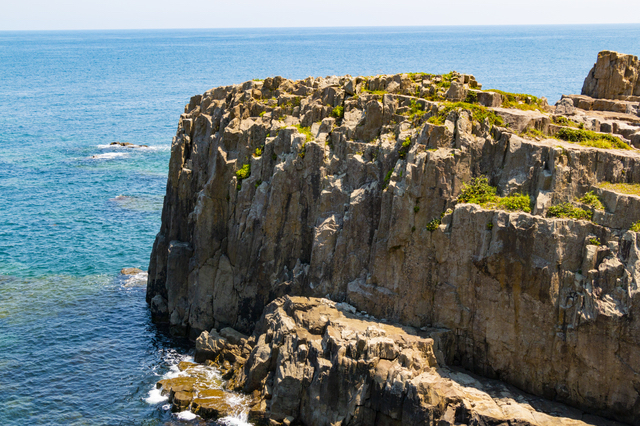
[408,99,427,120]
[599,182,640,197]
[578,191,604,210]
[483,89,546,112]
[487,222,493,230]
[428,102,505,128]
[520,128,546,139]
[331,105,344,119]
[547,203,592,221]
[255,179,262,188]
[458,176,531,212]
[259,111,266,117]
[588,237,601,246]
[252,78,264,82]
[630,221,640,232]
[426,218,441,232]
[553,116,579,127]
[294,124,314,141]
[414,205,420,213]
[254,146,263,157]
[556,128,630,150]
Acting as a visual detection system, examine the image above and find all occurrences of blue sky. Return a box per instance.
[2,0,640,31]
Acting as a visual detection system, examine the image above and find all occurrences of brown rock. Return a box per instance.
[582,50,640,100]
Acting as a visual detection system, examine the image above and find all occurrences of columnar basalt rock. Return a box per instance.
[148,68,640,424]
[582,50,640,101]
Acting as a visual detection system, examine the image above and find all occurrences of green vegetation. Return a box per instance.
[487,222,493,230]
[383,170,393,188]
[552,116,579,127]
[599,182,640,197]
[427,102,505,128]
[259,111,266,117]
[457,176,531,212]
[236,163,251,180]
[588,237,601,246]
[236,163,251,189]
[408,99,427,120]
[399,137,412,158]
[464,90,478,104]
[294,124,314,141]
[519,128,546,139]
[331,105,344,119]
[426,218,441,232]
[556,128,630,150]
[497,194,532,213]
[272,153,277,161]
[254,146,263,157]
[414,205,420,213]
[255,179,262,188]
[547,203,592,221]
[630,221,640,232]
[458,176,497,205]
[483,89,546,112]
[578,191,604,210]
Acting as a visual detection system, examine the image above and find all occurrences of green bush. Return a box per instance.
[458,176,498,204]
[497,194,531,213]
[547,203,592,220]
[254,147,263,157]
[578,191,604,210]
[426,218,441,232]
[630,221,640,232]
[331,106,344,119]
[588,237,601,246]
[236,163,251,180]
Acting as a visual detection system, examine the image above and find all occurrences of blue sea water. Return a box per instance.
[0,25,639,425]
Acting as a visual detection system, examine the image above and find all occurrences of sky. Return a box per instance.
[2,0,640,31]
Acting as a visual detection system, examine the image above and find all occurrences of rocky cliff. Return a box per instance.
[148,53,640,424]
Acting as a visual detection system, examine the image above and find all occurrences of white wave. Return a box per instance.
[90,152,129,160]
[123,272,148,288]
[145,387,168,404]
[96,144,170,152]
[218,415,252,426]
[175,411,198,420]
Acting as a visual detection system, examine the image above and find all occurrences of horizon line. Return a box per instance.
[2,22,640,33]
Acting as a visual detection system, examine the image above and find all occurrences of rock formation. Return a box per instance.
[148,55,640,424]
[582,50,640,101]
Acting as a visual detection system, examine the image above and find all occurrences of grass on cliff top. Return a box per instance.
[294,124,314,141]
[547,203,593,221]
[556,127,630,150]
[427,102,505,127]
[457,176,531,213]
[599,182,640,197]
[482,89,547,112]
[630,220,640,232]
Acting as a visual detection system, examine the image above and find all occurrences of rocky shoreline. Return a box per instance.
[147,51,640,424]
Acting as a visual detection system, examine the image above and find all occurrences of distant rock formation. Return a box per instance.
[147,63,640,424]
[582,50,640,100]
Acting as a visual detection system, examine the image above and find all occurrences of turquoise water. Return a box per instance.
[0,25,639,425]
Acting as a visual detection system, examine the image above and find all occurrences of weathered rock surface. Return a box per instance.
[148,65,640,424]
[193,297,625,426]
[582,51,640,101]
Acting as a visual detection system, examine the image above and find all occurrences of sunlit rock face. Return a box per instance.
[148,66,640,424]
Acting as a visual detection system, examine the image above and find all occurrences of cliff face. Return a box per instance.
[148,65,640,423]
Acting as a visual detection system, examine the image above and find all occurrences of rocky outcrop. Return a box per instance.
[190,296,625,425]
[582,50,640,101]
[148,67,640,424]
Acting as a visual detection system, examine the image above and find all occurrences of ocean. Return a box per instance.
[0,25,639,425]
